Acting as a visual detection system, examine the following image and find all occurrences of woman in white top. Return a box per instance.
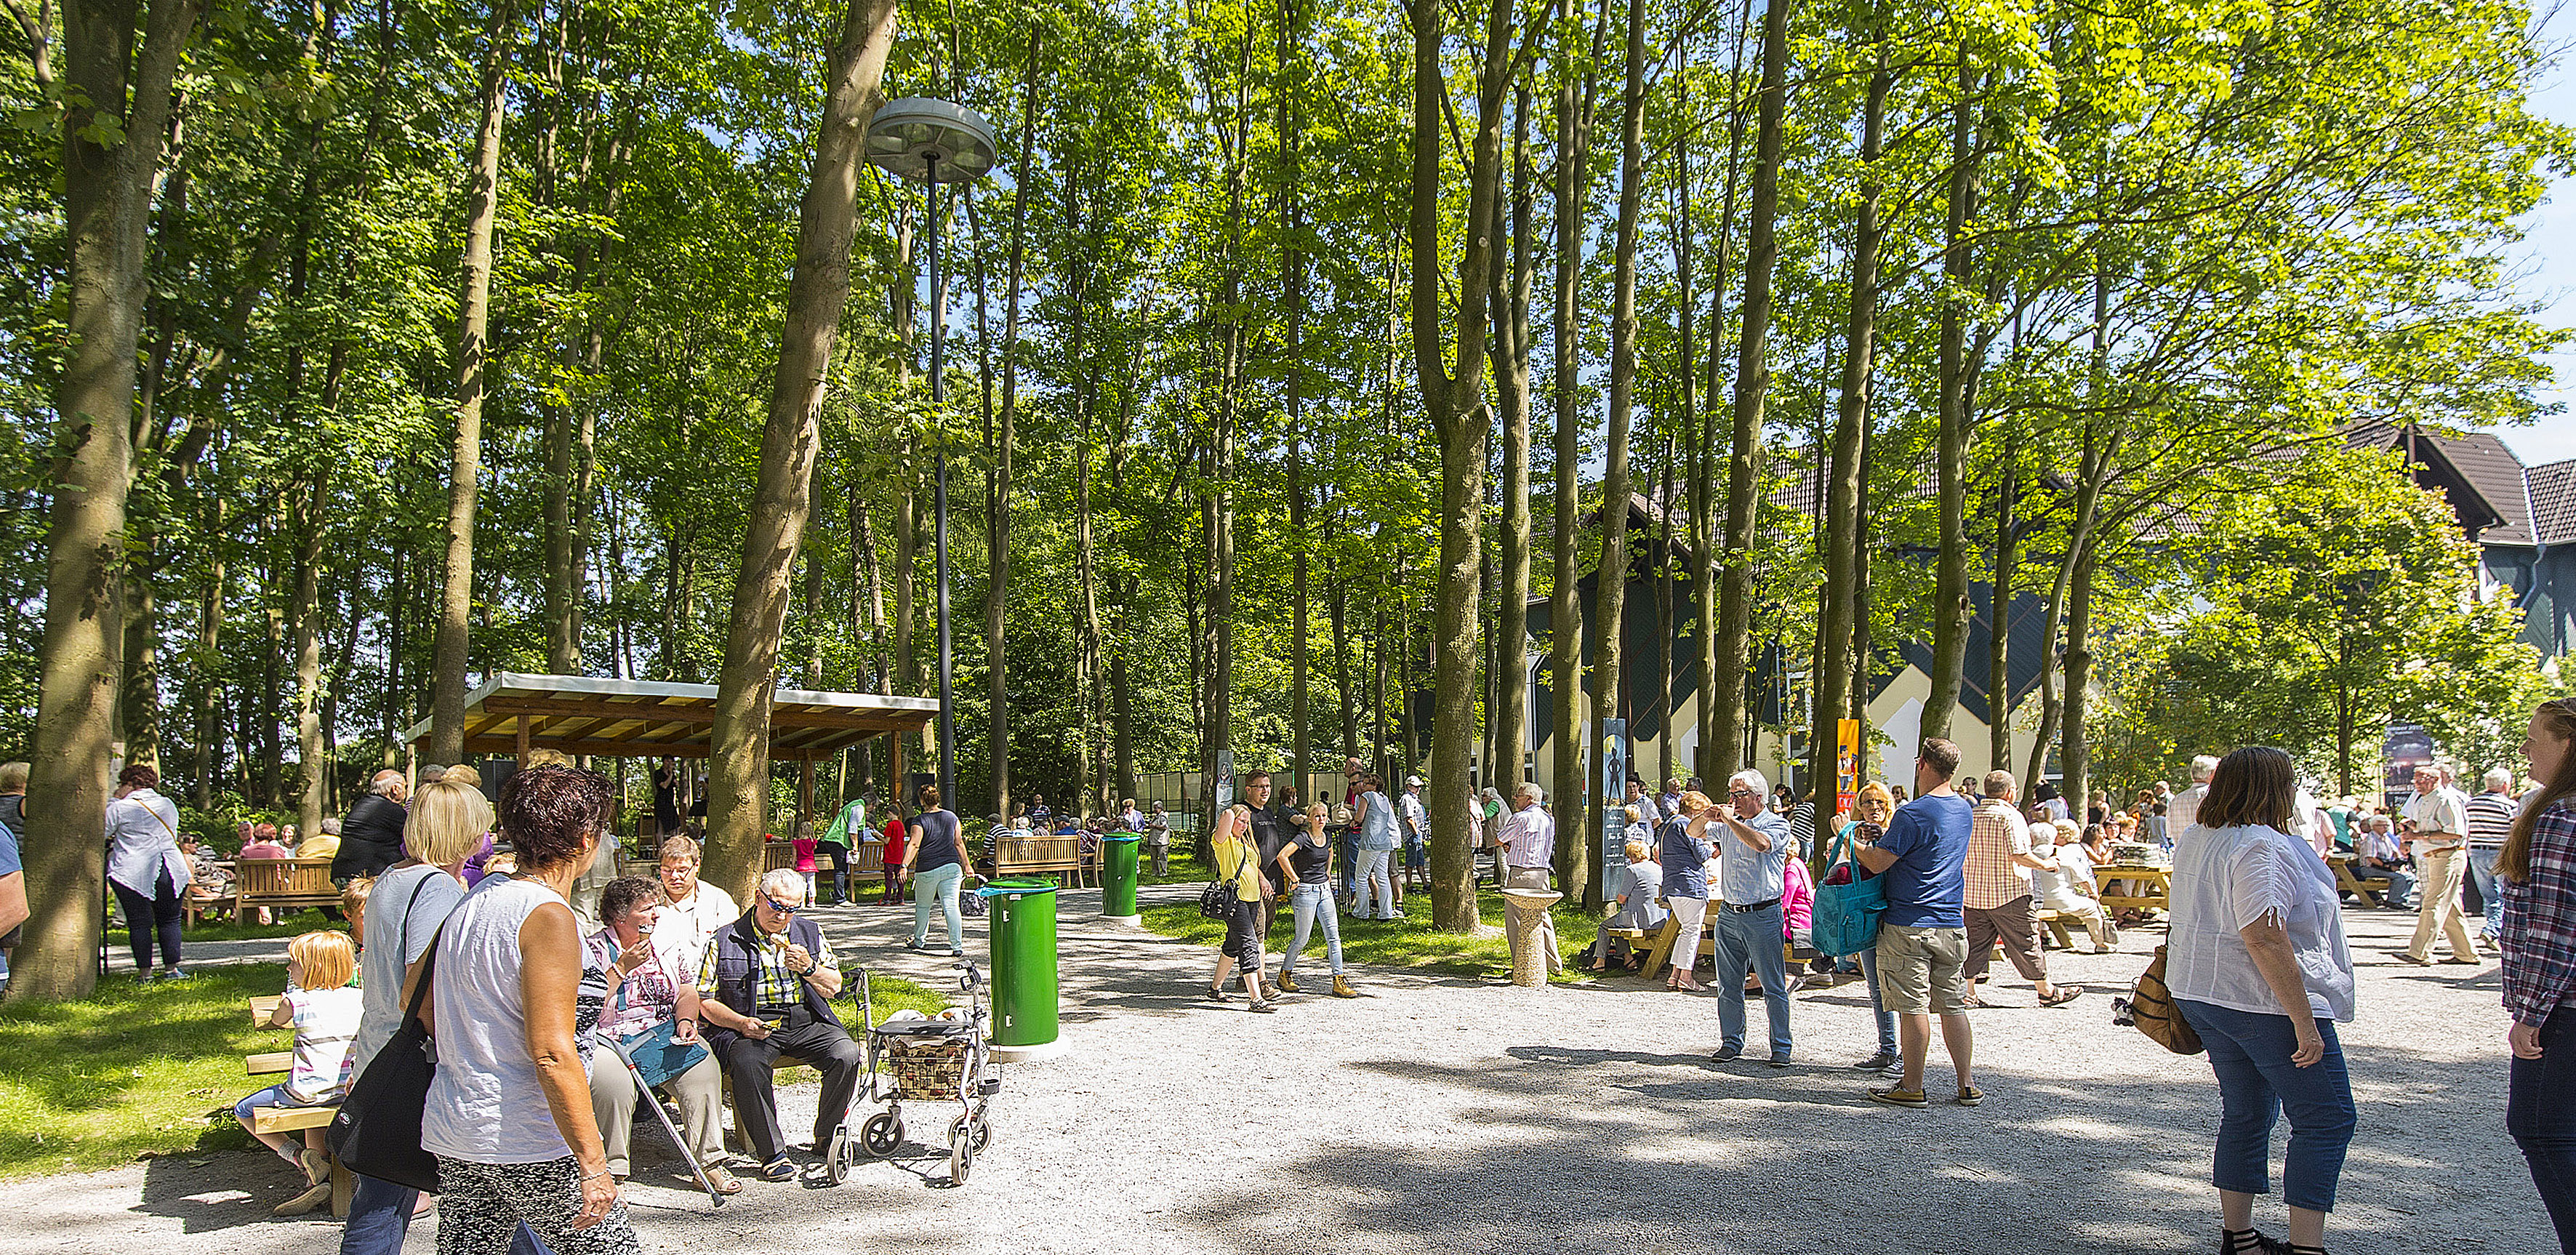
[104,764,190,980]
[2168,746,2357,1255]
[340,777,488,1255]
[410,765,636,1254]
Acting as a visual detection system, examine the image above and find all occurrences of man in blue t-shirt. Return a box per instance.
[1856,737,1978,1108]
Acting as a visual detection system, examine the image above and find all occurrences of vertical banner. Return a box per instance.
[1836,718,1861,816]
[1598,718,1628,849]
[1215,749,1235,811]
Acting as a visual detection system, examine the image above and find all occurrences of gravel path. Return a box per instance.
[9,883,2557,1254]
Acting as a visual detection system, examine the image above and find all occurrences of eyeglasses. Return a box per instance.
[1728,788,1756,798]
[761,895,801,916]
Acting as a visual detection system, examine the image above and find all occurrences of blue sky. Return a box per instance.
[2477,6,2576,468]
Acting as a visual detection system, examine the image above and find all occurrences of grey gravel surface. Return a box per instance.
[9,883,2559,1254]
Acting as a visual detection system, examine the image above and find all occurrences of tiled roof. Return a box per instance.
[2443,432,2537,545]
[2530,458,2576,546]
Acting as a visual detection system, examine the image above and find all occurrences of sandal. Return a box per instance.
[2039,985,2085,1007]
[1869,1086,1928,1107]
[705,1164,744,1195]
[758,1156,797,1182]
[1954,1085,1984,1106]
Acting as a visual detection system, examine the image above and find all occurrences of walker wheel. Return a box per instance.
[948,1126,974,1186]
[823,1126,851,1184]
[947,1111,992,1152]
[860,1112,903,1158]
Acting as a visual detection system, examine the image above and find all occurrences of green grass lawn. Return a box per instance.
[1138,874,1608,984]
[0,962,950,1182]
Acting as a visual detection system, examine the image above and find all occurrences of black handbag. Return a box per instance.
[1198,841,1245,921]
[326,912,445,1192]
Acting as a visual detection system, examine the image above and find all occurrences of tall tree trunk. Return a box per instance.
[700,0,899,905]
[19,0,202,1001]
[1713,0,1794,774]
[1920,45,1981,742]
[426,0,513,766]
[1988,444,2018,774]
[1584,0,1648,913]
[1412,0,1511,923]
[1283,0,1311,795]
[1812,39,1885,820]
[193,499,226,805]
[292,466,330,843]
[1547,0,1599,887]
[1695,0,1752,785]
[1332,570,1357,756]
[1493,84,1535,792]
[984,32,1043,818]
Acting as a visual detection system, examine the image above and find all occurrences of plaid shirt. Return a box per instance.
[697,918,840,1014]
[2501,797,2576,1028]
[1965,801,2035,911]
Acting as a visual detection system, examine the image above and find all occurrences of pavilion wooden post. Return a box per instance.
[798,755,814,829]
[891,733,907,810]
[515,715,530,768]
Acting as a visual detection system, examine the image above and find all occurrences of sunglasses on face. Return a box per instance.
[761,895,801,915]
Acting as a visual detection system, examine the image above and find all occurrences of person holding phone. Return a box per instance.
[582,877,732,1193]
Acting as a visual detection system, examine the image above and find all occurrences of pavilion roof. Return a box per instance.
[401,673,937,762]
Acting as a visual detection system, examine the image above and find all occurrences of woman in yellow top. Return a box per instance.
[1204,803,1275,1012]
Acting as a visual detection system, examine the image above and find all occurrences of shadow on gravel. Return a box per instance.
[1164,1033,2552,1255]
[134,1151,324,1235]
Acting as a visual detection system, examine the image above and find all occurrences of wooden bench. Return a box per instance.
[992,834,1088,887]
[2095,864,2172,915]
[2328,853,2388,908]
[244,1050,353,1216]
[232,858,342,924]
[1637,907,1799,977]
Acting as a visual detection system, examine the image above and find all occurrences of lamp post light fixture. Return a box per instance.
[867,96,997,810]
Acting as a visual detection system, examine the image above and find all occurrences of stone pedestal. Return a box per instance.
[1500,888,1563,987]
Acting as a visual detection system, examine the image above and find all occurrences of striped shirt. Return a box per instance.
[2467,791,2519,850]
[1965,800,2036,911]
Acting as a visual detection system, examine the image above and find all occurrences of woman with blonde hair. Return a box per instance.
[1658,791,1717,991]
[337,778,492,1255]
[1205,803,1275,1011]
[1830,782,1902,1071]
[2498,698,2576,1252]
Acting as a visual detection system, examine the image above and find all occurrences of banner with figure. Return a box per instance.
[1836,718,1861,817]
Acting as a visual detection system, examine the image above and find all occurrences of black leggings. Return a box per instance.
[111,866,185,974]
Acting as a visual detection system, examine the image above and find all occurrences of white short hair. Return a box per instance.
[757,868,809,903]
[1515,782,1545,803]
[2189,755,2220,782]
[1728,769,1768,798]
[2484,767,2513,792]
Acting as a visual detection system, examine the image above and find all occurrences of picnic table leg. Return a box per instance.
[329,1155,353,1217]
[1640,916,1680,975]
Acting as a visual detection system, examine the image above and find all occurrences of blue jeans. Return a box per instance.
[1354,849,1396,918]
[342,1174,558,1255]
[2178,998,2356,1213]
[1281,882,1344,977]
[912,862,964,950]
[2509,1006,2576,1253]
[2468,847,2503,938]
[1712,905,1793,1058]
[1858,945,1896,1054]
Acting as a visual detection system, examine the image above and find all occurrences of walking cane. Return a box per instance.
[598,1030,729,1207]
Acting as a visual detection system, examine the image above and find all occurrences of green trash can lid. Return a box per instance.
[977,878,1059,898]
[1104,833,1141,842]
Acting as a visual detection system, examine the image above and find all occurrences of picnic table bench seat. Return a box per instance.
[243,1043,353,1216]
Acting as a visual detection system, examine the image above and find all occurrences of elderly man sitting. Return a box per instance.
[696,869,866,1182]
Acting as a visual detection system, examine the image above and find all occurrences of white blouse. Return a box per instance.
[2167,822,2355,1022]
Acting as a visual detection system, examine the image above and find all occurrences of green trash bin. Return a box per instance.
[976,878,1059,1051]
[1101,833,1143,921]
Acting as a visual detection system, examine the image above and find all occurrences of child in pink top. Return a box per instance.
[793,825,821,902]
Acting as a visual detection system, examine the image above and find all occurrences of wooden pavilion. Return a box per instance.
[402,672,939,827]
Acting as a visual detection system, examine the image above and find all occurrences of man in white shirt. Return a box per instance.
[2395,765,2479,965]
[656,833,741,977]
[2167,755,2218,837]
[1400,777,1432,890]
[1496,784,1562,977]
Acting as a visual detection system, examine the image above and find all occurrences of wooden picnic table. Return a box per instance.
[248,994,284,1027]
[2095,862,2172,914]
[2327,851,2389,908]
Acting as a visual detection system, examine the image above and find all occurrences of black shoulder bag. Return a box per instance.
[326,876,446,1192]
[1197,841,1244,921]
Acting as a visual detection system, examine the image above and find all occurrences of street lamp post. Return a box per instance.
[867,97,997,809]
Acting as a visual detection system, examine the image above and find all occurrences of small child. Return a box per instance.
[793,822,821,904]
[234,930,362,1215]
[339,877,373,955]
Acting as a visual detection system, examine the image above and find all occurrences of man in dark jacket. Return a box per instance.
[1244,771,1295,942]
[329,769,410,882]
[694,870,865,1180]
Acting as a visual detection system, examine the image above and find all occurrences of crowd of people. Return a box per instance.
[44,686,2575,1255]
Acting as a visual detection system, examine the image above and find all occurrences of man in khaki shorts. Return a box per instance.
[1856,737,1980,1107]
